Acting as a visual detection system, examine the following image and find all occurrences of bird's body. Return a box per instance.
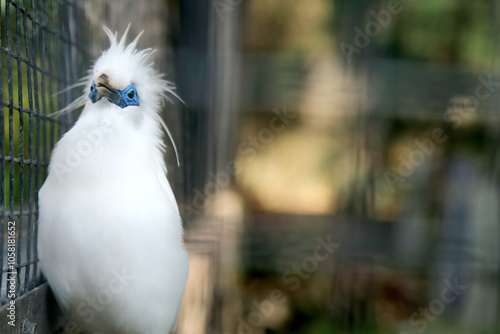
[37,27,188,334]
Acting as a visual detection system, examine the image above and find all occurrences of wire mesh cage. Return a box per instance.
[3,1,499,333]
[0,0,87,308]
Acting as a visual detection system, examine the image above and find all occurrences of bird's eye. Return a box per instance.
[89,85,93,92]
[127,90,135,99]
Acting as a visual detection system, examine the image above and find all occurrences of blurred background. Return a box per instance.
[2,0,500,333]
[173,0,500,333]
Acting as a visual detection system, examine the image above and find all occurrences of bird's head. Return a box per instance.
[84,26,177,116]
[66,26,180,164]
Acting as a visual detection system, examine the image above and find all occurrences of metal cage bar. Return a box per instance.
[0,0,87,307]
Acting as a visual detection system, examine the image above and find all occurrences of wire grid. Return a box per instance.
[0,0,87,305]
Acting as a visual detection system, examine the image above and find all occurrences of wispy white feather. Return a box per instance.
[38,26,188,334]
[52,25,182,165]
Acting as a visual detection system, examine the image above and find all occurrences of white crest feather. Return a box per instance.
[53,26,182,166]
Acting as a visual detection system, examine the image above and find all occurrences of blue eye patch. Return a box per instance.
[89,82,140,109]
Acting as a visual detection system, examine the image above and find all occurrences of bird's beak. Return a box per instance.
[94,73,124,106]
[96,73,113,97]
[89,73,137,108]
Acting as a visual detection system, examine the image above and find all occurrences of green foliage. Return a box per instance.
[393,0,493,67]
[1,1,63,212]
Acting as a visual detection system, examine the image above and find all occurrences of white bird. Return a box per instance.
[37,26,188,334]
